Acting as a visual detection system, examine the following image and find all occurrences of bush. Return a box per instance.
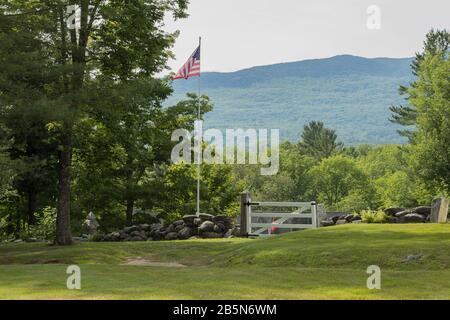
[20,206,56,240]
[361,209,388,224]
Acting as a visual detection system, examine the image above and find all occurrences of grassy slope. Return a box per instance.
[1,224,449,299]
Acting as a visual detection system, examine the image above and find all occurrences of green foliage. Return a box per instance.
[309,155,369,207]
[361,209,388,224]
[389,28,449,142]
[299,121,343,160]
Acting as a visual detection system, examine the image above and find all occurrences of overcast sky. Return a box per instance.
[163,0,450,73]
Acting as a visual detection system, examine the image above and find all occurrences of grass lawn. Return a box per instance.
[1,224,449,299]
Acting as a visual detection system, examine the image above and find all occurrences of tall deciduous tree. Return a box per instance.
[390,29,450,141]
[0,1,188,244]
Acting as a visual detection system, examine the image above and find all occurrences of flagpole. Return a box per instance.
[196,36,202,216]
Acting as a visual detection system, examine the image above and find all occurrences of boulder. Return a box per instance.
[130,230,141,237]
[165,232,178,241]
[412,206,432,216]
[395,210,410,218]
[335,219,347,225]
[321,220,335,227]
[402,213,425,223]
[331,216,340,224]
[193,218,202,226]
[344,214,354,222]
[384,207,406,216]
[123,225,138,233]
[182,215,197,226]
[139,224,151,231]
[174,224,185,232]
[350,215,362,222]
[200,232,223,239]
[387,216,399,224]
[178,227,193,240]
[173,220,184,227]
[199,213,214,221]
[199,221,215,232]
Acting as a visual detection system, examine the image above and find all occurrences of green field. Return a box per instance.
[1,224,450,300]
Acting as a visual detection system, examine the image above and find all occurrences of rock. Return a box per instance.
[402,213,425,223]
[139,224,151,231]
[130,236,144,241]
[350,215,362,222]
[166,224,175,233]
[395,210,410,218]
[123,225,138,233]
[199,232,223,239]
[213,224,223,233]
[182,215,197,226]
[321,220,335,227]
[173,220,184,227]
[130,230,141,237]
[352,220,362,224]
[199,221,215,232]
[199,213,214,221]
[193,218,202,226]
[231,226,241,237]
[387,216,399,224]
[213,215,232,226]
[178,227,193,240]
[430,198,449,223]
[188,236,199,240]
[25,237,39,243]
[174,224,185,232]
[224,229,233,237]
[412,206,431,216]
[403,254,422,263]
[384,207,406,216]
[331,216,340,224]
[344,214,354,222]
[165,232,178,241]
[335,219,347,225]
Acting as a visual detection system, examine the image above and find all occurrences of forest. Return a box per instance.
[0,1,448,245]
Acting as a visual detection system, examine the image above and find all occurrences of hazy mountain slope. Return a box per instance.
[168,55,414,144]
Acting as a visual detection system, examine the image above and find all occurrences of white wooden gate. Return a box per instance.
[240,192,324,237]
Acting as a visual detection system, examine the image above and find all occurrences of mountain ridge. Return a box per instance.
[168,55,415,145]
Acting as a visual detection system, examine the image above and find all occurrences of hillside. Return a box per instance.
[1,224,450,299]
[168,55,415,145]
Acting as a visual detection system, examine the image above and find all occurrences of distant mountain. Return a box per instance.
[168,55,415,145]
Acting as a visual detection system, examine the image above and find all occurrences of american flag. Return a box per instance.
[172,45,201,80]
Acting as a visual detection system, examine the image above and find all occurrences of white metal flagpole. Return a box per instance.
[196,36,202,216]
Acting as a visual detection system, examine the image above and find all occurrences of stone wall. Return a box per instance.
[100,214,240,242]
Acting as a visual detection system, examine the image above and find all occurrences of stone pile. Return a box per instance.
[320,213,362,227]
[384,206,432,223]
[100,213,240,242]
[320,206,434,227]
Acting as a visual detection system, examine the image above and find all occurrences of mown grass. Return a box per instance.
[1,224,449,299]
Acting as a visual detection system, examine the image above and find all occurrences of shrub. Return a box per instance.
[361,209,388,224]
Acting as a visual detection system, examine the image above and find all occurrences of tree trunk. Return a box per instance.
[55,129,73,245]
[126,197,134,226]
[27,190,37,225]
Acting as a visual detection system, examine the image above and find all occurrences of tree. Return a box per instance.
[299,121,343,160]
[408,54,450,196]
[0,1,188,244]
[390,29,450,141]
[309,155,369,207]
[74,93,212,226]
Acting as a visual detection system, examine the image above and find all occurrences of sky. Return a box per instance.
[163,0,450,73]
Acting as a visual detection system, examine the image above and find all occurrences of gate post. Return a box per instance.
[240,191,251,236]
[311,201,318,228]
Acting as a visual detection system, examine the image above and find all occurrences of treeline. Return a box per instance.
[0,1,448,244]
